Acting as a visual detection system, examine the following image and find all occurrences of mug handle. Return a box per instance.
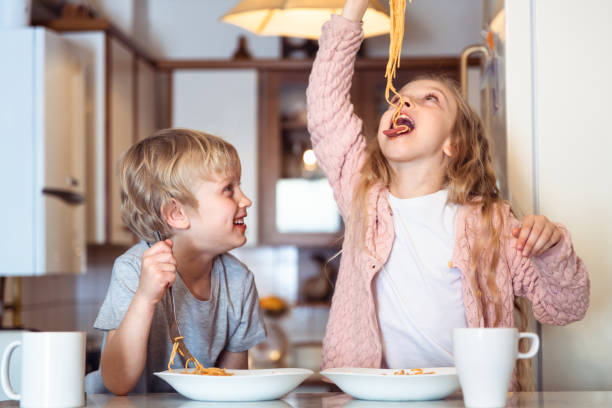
[1,340,21,400]
[517,332,540,359]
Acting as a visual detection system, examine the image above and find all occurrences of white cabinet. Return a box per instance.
[108,39,135,245]
[172,69,259,246]
[62,31,159,246]
[0,28,87,275]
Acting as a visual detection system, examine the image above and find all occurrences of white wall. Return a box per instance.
[506,0,612,391]
[172,70,259,246]
[84,0,280,59]
[367,0,483,57]
[81,0,482,59]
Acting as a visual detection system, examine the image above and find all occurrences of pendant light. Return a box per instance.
[221,0,390,39]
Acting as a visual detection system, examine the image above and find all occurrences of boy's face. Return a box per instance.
[184,174,252,253]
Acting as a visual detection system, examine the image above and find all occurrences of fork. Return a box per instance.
[150,231,199,367]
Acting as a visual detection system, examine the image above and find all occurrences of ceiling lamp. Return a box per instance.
[221,0,391,39]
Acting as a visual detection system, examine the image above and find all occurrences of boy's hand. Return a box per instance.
[512,215,562,257]
[136,239,177,305]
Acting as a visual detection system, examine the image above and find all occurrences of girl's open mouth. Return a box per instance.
[383,114,415,137]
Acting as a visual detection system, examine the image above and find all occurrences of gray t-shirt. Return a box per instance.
[91,242,266,393]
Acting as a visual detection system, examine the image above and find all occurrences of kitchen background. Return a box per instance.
[0,0,610,393]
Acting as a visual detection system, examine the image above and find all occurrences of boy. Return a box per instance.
[87,128,266,394]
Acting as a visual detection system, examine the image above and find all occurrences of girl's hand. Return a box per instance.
[342,0,370,22]
[512,215,562,257]
[136,239,177,305]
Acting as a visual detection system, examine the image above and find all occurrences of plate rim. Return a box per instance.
[154,367,314,379]
[320,366,457,377]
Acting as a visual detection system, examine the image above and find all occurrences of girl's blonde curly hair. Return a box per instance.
[350,74,533,390]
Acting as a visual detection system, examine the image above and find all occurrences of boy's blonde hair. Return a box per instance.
[118,128,241,242]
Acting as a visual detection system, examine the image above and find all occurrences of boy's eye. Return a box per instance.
[223,184,234,193]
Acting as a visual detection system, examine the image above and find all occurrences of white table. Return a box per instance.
[2,391,612,407]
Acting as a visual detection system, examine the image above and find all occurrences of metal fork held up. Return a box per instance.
[151,231,198,365]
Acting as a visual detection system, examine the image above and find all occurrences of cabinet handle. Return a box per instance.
[460,44,490,98]
[42,188,85,205]
[460,44,491,131]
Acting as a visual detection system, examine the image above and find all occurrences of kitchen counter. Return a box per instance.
[2,392,612,407]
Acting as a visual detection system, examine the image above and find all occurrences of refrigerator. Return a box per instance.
[504,0,612,391]
[0,27,87,275]
[463,0,612,391]
[462,0,612,392]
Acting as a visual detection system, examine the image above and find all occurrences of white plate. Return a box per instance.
[177,400,292,408]
[154,368,313,402]
[320,367,459,401]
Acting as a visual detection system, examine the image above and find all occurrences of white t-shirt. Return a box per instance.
[375,189,467,369]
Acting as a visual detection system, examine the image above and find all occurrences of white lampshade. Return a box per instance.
[221,0,390,39]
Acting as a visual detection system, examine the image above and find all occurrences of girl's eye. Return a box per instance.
[390,97,408,108]
[425,93,439,102]
[223,184,234,194]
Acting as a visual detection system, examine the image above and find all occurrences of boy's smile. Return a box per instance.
[183,175,252,253]
[233,215,247,232]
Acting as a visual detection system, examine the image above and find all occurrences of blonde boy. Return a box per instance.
[88,128,265,395]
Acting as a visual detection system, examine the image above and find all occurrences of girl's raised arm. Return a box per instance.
[306,10,367,217]
[342,0,369,22]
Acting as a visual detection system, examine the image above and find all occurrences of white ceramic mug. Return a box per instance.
[1,331,85,408]
[453,328,539,408]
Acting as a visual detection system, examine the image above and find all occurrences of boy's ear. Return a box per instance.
[161,198,190,230]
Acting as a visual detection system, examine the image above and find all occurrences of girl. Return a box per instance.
[306,0,589,390]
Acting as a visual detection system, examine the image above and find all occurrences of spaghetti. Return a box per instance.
[385,0,411,133]
[393,368,435,375]
[167,336,234,376]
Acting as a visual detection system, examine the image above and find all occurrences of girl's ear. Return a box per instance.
[161,198,190,230]
[443,138,455,158]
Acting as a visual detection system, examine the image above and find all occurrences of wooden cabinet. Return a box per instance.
[258,70,343,247]
[60,24,160,246]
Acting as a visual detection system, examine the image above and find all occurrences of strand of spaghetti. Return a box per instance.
[167,337,182,372]
[385,0,410,126]
[167,336,234,376]
[184,357,204,373]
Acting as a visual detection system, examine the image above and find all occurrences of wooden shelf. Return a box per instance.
[36,18,156,67]
[293,301,331,308]
[281,120,308,131]
[157,56,481,71]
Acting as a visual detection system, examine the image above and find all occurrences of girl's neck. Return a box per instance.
[388,159,446,199]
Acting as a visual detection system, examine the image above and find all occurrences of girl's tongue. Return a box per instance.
[383,115,415,137]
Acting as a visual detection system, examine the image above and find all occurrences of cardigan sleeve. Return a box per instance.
[507,209,590,325]
[306,14,367,218]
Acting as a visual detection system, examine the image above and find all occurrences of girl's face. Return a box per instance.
[184,173,252,253]
[376,79,458,166]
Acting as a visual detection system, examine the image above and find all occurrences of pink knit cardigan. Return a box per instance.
[306,15,590,371]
